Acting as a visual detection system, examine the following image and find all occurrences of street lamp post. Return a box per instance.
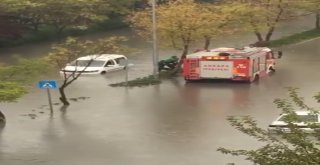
[151,0,159,78]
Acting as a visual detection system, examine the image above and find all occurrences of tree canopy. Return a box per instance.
[225,0,299,44]
[218,88,320,165]
[0,0,137,36]
[129,0,236,65]
[299,0,320,29]
[46,36,129,105]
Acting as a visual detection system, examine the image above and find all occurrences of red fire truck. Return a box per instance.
[183,46,282,82]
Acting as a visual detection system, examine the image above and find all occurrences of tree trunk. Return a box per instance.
[30,18,41,32]
[265,26,275,41]
[254,31,263,42]
[59,87,70,106]
[0,110,6,127]
[204,36,211,50]
[316,12,320,29]
[176,44,189,71]
[58,27,65,34]
[34,25,38,32]
[171,44,189,75]
[179,44,189,66]
[31,22,39,32]
[54,24,66,35]
[265,0,283,41]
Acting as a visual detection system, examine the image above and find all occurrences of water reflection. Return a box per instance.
[182,80,252,111]
[0,124,4,162]
[140,80,254,158]
[171,78,201,108]
[143,79,246,150]
[41,105,128,164]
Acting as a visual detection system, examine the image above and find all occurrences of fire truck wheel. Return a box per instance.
[250,74,259,83]
[184,78,193,83]
[254,74,260,81]
[269,67,275,72]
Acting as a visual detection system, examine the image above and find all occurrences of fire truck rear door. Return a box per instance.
[200,61,233,79]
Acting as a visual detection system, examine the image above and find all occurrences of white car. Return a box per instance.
[268,111,320,133]
[60,54,128,75]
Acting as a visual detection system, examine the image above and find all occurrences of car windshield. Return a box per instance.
[278,114,318,123]
[69,60,105,67]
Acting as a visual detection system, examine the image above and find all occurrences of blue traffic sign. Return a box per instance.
[38,80,58,89]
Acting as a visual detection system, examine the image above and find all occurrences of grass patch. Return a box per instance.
[270,29,320,47]
[109,70,179,87]
[110,75,161,87]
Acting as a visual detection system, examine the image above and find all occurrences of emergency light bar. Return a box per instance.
[203,56,228,60]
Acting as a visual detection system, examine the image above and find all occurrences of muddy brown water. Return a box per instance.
[1,15,320,165]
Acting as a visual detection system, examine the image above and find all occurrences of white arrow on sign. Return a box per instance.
[42,83,53,88]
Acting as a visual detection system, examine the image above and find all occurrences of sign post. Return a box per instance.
[46,88,53,114]
[38,80,58,114]
[120,60,134,86]
[124,61,129,86]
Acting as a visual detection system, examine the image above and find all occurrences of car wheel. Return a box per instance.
[100,71,106,75]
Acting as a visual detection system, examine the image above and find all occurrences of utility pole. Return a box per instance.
[151,0,159,78]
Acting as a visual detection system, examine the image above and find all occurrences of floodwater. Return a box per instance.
[1,15,320,165]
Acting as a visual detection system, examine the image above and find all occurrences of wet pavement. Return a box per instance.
[1,15,320,165]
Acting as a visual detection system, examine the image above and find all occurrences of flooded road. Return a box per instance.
[1,16,320,165]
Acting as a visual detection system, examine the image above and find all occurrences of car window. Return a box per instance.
[278,114,318,123]
[70,60,105,67]
[115,57,126,64]
[104,60,115,67]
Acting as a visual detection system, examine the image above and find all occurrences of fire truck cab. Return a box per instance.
[183,46,282,83]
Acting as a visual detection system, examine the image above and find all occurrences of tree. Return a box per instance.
[299,0,320,29]
[129,0,233,69]
[102,0,140,14]
[0,1,25,39]
[0,11,24,39]
[46,36,128,105]
[3,0,44,31]
[0,0,124,34]
[0,58,51,125]
[40,0,108,34]
[218,88,320,165]
[0,0,45,32]
[201,3,240,50]
[226,0,298,46]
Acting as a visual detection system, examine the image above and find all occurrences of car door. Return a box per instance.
[115,57,127,70]
[104,60,118,72]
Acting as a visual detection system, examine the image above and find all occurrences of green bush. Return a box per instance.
[110,75,161,87]
[0,16,128,48]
